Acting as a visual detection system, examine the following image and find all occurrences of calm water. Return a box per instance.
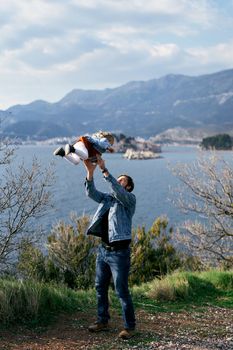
[9,145,233,232]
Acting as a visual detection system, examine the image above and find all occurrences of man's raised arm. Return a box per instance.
[83,159,106,203]
[97,158,136,210]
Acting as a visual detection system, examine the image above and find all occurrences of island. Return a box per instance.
[111,134,162,159]
[123,149,162,160]
[113,133,161,153]
[200,134,233,150]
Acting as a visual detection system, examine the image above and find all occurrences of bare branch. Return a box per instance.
[0,143,54,271]
[171,153,233,265]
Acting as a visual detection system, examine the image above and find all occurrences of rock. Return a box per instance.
[113,134,162,153]
[123,149,162,160]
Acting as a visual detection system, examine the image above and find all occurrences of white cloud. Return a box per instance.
[7,0,65,24]
[70,0,214,19]
[0,0,232,108]
[150,43,179,59]
[186,41,233,65]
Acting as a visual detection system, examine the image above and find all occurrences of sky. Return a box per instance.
[1,0,233,109]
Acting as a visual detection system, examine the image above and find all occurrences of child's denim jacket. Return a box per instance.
[85,174,136,243]
[86,136,111,154]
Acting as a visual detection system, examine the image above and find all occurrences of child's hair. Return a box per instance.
[93,131,115,145]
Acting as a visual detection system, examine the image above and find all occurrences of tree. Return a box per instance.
[18,215,185,288]
[201,134,233,150]
[172,154,233,265]
[130,217,182,285]
[0,135,54,272]
[47,214,98,289]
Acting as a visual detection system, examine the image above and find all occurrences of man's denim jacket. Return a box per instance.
[85,173,136,243]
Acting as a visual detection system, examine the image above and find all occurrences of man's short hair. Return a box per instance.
[118,174,134,192]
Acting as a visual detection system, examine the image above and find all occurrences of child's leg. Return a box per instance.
[64,153,80,165]
[73,141,89,160]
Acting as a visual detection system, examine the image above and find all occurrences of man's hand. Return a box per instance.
[97,156,109,176]
[83,159,97,180]
[97,156,106,171]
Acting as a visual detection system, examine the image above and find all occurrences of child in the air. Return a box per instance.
[53,131,114,165]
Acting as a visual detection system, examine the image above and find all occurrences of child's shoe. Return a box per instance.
[65,144,75,156]
[53,147,65,157]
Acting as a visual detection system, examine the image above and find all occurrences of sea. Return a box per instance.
[7,145,233,233]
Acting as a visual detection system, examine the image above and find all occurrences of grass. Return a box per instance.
[132,269,233,313]
[147,270,233,301]
[0,269,232,326]
[0,279,96,326]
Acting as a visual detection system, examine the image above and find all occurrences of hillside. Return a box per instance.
[1,306,232,349]
[0,271,232,349]
[1,68,233,140]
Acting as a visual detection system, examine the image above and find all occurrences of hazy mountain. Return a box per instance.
[1,68,233,140]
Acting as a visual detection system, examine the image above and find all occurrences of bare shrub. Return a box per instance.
[0,135,54,271]
[172,154,233,265]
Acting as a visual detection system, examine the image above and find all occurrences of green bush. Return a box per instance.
[47,214,98,289]
[129,217,182,285]
[18,215,203,289]
[18,240,48,281]
[18,241,61,284]
[18,215,98,290]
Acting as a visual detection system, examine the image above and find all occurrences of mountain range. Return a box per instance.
[1,68,233,141]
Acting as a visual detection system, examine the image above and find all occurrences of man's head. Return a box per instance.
[117,175,134,192]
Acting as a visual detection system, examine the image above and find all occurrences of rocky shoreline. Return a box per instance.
[123,149,162,160]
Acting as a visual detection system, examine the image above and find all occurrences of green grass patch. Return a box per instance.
[198,270,233,289]
[0,278,95,326]
[0,270,232,327]
[87,269,233,314]
[141,269,233,311]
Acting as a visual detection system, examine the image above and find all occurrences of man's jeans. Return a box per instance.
[95,245,136,330]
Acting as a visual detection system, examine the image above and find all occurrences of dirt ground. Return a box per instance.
[0,306,232,350]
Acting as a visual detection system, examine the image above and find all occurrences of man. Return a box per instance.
[84,157,136,340]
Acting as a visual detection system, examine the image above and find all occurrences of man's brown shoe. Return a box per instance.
[118,329,135,339]
[88,322,109,332]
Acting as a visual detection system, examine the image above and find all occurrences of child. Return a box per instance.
[53,131,114,165]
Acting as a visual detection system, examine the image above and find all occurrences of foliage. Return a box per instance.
[129,217,183,285]
[172,154,233,265]
[147,270,233,301]
[18,215,98,289]
[18,240,47,281]
[0,278,89,325]
[0,270,232,326]
[201,134,233,150]
[198,269,233,289]
[47,214,98,289]
[18,215,202,289]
